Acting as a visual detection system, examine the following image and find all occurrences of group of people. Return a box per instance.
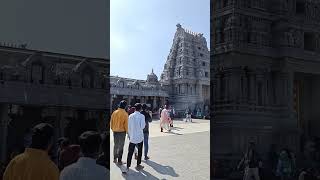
[236,142,320,180]
[1,123,109,180]
[110,100,153,173]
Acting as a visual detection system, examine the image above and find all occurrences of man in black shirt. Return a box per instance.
[135,104,152,160]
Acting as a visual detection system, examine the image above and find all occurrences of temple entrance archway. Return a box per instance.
[294,72,320,152]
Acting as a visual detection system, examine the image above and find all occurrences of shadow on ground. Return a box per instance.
[163,131,183,135]
[171,127,184,130]
[145,160,179,177]
[122,169,160,180]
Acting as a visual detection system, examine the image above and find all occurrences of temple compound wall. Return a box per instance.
[0,45,109,164]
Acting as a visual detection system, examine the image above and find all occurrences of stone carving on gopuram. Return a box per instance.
[212,0,320,162]
[160,24,210,117]
[0,44,109,164]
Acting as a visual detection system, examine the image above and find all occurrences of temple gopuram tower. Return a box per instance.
[212,0,320,159]
[160,24,210,116]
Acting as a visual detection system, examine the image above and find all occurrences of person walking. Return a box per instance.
[96,132,109,170]
[137,104,152,160]
[148,107,153,120]
[110,100,128,165]
[276,149,294,180]
[124,103,145,173]
[237,142,262,180]
[3,123,59,180]
[159,106,163,119]
[60,131,109,180]
[185,108,192,122]
[267,144,278,178]
[160,105,172,132]
[169,106,174,127]
[128,105,135,115]
[134,104,152,160]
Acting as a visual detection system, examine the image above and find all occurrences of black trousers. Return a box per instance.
[127,141,143,168]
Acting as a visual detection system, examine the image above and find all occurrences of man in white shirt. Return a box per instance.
[124,103,145,173]
[60,131,110,180]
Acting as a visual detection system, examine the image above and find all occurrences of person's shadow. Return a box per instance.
[171,127,184,131]
[122,169,160,180]
[145,160,179,177]
[163,131,183,135]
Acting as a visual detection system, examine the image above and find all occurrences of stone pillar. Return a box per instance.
[265,74,270,106]
[153,96,157,109]
[243,72,248,103]
[229,70,235,103]
[0,104,8,163]
[56,107,63,138]
[161,97,165,106]
[128,96,132,106]
[224,72,229,102]
[185,84,188,94]
[216,74,221,101]
[287,71,295,118]
[199,83,203,100]
[249,71,256,104]
[180,84,186,94]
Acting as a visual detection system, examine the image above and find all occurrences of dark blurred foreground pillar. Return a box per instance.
[0,104,8,163]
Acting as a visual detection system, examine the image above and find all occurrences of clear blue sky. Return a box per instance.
[111,0,210,80]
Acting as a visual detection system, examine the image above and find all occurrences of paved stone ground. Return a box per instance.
[110,118,210,180]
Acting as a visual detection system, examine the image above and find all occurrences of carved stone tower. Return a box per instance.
[160,24,210,116]
[212,0,320,158]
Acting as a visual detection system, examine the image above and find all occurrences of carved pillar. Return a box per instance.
[153,96,157,110]
[180,84,184,94]
[239,70,245,103]
[216,73,221,102]
[265,73,270,106]
[287,71,295,116]
[56,107,63,137]
[228,70,234,103]
[0,104,8,163]
[224,71,230,102]
[279,72,288,106]
[186,84,189,95]
[128,96,132,106]
[256,72,263,106]
[198,81,203,101]
[249,71,256,104]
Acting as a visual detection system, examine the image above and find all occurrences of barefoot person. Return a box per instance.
[110,100,128,165]
[124,103,145,173]
[160,104,172,132]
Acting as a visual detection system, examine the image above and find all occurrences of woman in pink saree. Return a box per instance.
[160,105,172,132]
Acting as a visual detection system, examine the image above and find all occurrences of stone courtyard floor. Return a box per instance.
[110,118,210,180]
